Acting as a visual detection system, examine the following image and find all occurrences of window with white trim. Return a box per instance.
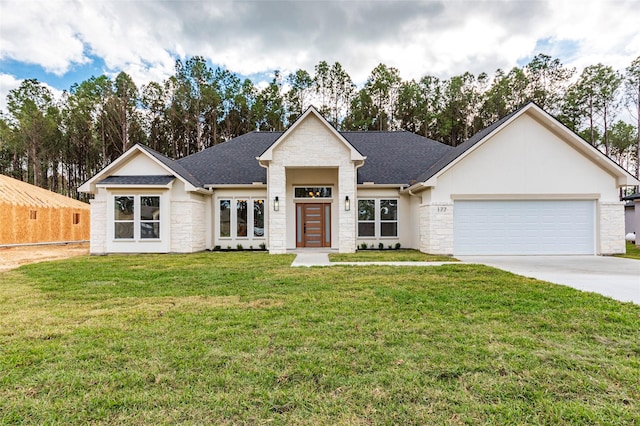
[219,198,265,239]
[357,199,398,238]
[114,195,161,240]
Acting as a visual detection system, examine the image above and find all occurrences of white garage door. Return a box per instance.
[454,200,595,255]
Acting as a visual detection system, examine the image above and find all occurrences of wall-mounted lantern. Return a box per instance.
[273,196,279,211]
[345,195,350,211]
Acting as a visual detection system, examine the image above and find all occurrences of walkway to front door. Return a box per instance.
[296,203,331,248]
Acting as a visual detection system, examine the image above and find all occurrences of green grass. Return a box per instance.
[616,242,640,260]
[1,252,639,425]
[330,249,456,262]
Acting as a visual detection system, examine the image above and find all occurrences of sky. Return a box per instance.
[1,0,639,113]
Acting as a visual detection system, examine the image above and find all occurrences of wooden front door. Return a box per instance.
[296,203,331,248]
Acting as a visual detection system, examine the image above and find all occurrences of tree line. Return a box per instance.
[1,53,638,199]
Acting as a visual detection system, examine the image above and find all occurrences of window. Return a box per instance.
[73,213,80,225]
[294,187,332,199]
[358,200,375,237]
[219,198,265,239]
[357,198,398,238]
[380,199,398,237]
[114,196,134,239]
[29,210,37,220]
[237,200,248,237]
[254,199,265,237]
[114,195,161,240]
[220,200,231,237]
[140,196,160,239]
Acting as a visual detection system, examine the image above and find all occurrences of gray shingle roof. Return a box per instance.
[342,132,452,184]
[178,132,282,185]
[622,192,640,201]
[175,130,452,186]
[97,175,175,185]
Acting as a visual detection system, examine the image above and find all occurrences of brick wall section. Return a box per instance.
[419,203,454,255]
[89,198,107,254]
[599,202,625,254]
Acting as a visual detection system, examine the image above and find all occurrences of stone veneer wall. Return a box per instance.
[267,114,358,253]
[419,203,454,255]
[170,197,206,252]
[599,202,625,254]
[267,164,287,254]
[89,198,107,254]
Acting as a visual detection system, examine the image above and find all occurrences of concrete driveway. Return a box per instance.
[457,256,640,305]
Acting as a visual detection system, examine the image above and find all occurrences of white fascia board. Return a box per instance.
[96,183,174,190]
[205,184,267,189]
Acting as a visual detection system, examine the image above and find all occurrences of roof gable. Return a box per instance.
[414,102,640,188]
[258,106,365,162]
[78,144,202,194]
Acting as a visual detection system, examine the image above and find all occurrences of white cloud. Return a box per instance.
[0,73,22,112]
[0,0,638,91]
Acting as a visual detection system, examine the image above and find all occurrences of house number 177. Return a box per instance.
[437,207,447,212]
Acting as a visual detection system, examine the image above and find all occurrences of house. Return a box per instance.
[623,192,640,245]
[79,102,639,256]
[0,174,90,245]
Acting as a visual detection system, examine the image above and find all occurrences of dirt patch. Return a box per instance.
[0,243,89,272]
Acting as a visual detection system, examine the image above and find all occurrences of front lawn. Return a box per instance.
[617,242,640,260]
[1,252,639,424]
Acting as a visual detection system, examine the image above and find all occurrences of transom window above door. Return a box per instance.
[294,187,332,199]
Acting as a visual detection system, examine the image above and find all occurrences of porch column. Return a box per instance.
[338,164,357,253]
[268,164,287,254]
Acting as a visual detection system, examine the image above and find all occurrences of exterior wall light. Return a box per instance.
[273,196,279,211]
[345,195,350,211]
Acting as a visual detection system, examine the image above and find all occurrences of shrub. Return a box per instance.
[378,242,384,250]
[213,245,221,251]
[259,243,266,250]
[236,244,244,250]
[395,242,401,250]
[359,242,368,250]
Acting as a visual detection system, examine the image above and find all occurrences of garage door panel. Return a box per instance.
[454,200,595,255]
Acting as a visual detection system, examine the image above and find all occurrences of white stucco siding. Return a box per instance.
[112,152,170,176]
[430,114,620,203]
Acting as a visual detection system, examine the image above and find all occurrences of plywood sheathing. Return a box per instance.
[0,174,90,245]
